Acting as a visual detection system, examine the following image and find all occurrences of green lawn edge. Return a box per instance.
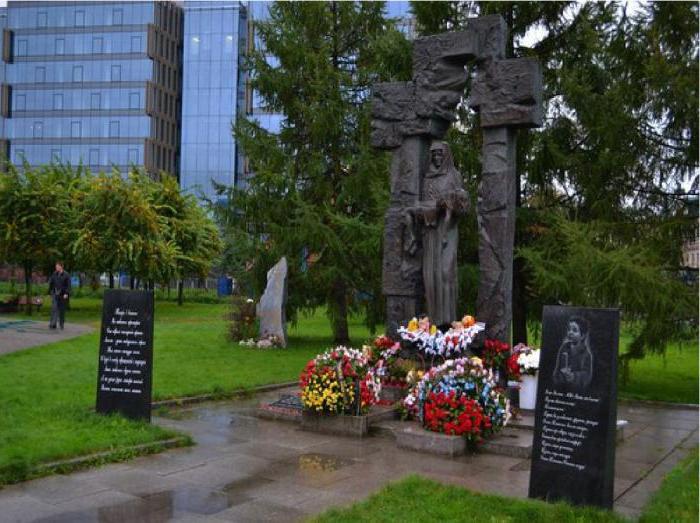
[310,451,700,522]
[639,451,699,523]
[309,474,625,523]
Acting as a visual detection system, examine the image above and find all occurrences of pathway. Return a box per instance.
[0,389,696,522]
[0,317,93,356]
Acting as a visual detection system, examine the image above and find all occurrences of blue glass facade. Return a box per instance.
[0,1,413,198]
[179,1,247,201]
[0,1,182,176]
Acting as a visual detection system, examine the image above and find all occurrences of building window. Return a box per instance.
[55,38,65,55]
[33,121,43,139]
[128,148,138,165]
[51,149,62,162]
[37,11,48,28]
[35,67,46,83]
[72,66,83,82]
[89,149,100,166]
[90,93,101,110]
[113,9,123,25]
[14,149,25,163]
[53,93,63,110]
[92,37,103,54]
[75,10,85,27]
[15,94,26,111]
[16,39,28,57]
[131,36,142,53]
[71,121,81,138]
[111,65,121,82]
[109,121,120,138]
[128,92,140,109]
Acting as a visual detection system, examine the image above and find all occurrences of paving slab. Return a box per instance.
[0,316,93,356]
[0,392,696,522]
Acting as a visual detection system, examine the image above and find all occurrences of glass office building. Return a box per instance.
[180,0,247,201]
[0,1,412,198]
[0,1,183,175]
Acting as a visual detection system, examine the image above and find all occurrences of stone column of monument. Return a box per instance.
[470,59,542,342]
[371,15,542,341]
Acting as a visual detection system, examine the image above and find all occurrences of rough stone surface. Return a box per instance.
[257,257,288,347]
[371,15,543,340]
[396,424,466,457]
[476,127,517,342]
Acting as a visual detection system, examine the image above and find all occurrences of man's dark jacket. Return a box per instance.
[49,271,71,298]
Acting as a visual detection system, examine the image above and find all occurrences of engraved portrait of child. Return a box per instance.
[552,315,594,390]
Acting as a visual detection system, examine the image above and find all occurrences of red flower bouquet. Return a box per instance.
[483,339,510,369]
[423,390,489,442]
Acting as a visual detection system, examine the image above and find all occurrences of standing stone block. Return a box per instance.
[257,257,288,347]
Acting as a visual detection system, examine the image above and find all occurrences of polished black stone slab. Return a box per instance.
[529,305,619,508]
[96,289,154,422]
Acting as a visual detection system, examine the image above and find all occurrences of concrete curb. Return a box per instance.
[152,381,297,408]
[9,436,191,486]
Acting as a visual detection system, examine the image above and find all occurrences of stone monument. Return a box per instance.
[257,257,288,347]
[371,15,542,341]
[529,306,620,508]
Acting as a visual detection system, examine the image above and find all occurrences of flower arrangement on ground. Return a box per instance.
[239,334,283,349]
[403,357,509,442]
[299,346,381,415]
[370,335,408,386]
[514,344,540,376]
[506,351,521,382]
[482,339,510,369]
[396,314,484,364]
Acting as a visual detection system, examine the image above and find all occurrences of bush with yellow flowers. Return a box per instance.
[299,346,381,415]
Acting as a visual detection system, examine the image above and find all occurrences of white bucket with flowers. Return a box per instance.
[516,346,540,410]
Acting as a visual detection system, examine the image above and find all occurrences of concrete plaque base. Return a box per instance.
[301,411,369,438]
[396,424,466,457]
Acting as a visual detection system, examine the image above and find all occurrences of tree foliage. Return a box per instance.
[215,1,411,343]
[0,163,222,303]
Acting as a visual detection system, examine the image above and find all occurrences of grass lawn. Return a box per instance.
[639,451,699,522]
[311,475,625,523]
[618,341,698,404]
[0,298,374,484]
[311,451,700,522]
[0,297,696,485]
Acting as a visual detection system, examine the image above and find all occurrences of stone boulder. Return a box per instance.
[256,257,288,347]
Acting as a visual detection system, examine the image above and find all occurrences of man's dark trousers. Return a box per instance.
[50,294,66,329]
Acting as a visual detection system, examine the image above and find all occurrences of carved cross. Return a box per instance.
[372,15,543,342]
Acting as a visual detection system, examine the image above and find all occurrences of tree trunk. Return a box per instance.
[177,280,184,306]
[330,278,350,345]
[109,272,114,289]
[24,262,32,316]
[130,276,135,290]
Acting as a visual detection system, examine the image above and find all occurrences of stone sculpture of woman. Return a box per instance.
[406,141,468,326]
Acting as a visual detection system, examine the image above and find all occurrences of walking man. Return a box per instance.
[48,261,71,330]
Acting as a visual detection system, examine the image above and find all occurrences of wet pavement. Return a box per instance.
[0,388,696,522]
[0,317,93,356]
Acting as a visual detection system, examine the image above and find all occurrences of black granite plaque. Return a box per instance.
[528,306,619,508]
[96,289,154,422]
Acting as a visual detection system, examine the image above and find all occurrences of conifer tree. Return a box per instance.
[216,2,410,343]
